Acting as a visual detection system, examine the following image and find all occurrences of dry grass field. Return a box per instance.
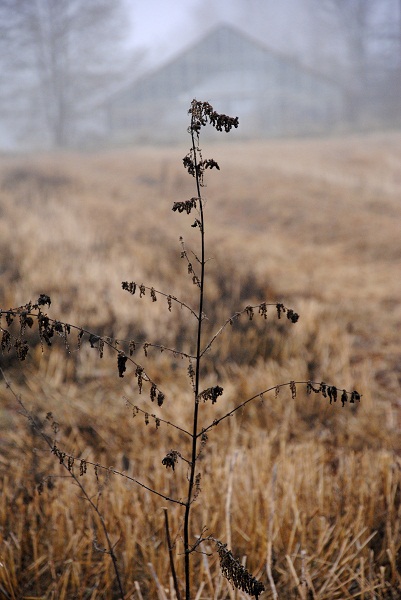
[0,130,401,599]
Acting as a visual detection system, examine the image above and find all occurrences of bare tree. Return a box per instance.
[0,0,134,148]
[311,0,401,127]
[366,0,401,124]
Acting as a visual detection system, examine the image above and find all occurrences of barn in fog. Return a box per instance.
[105,24,345,142]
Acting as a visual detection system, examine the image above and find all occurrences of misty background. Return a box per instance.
[0,0,400,150]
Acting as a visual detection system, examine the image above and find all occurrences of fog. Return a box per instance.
[0,0,400,149]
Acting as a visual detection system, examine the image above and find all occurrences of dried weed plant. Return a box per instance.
[0,100,368,599]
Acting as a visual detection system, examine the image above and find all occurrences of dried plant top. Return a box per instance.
[188,99,239,134]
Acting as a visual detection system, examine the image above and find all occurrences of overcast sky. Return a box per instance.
[128,0,206,68]
[129,1,197,46]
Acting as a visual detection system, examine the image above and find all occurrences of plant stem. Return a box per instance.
[183,125,205,600]
[163,508,181,600]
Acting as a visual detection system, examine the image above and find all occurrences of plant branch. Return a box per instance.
[1,307,166,401]
[1,367,186,507]
[123,396,192,437]
[51,445,187,506]
[142,341,196,360]
[122,282,199,319]
[199,380,361,437]
[0,367,126,598]
[201,301,299,357]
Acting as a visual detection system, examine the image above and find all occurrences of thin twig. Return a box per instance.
[51,445,187,506]
[201,301,296,356]
[122,283,199,319]
[163,508,182,600]
[0,368,185,507]
[142,342,196,360]
[123,397,192,437]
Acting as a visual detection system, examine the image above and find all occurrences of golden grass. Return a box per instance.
[1,131,401,598]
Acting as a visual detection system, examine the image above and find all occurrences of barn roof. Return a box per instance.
[105,23,346,140]
[112,23,342,106]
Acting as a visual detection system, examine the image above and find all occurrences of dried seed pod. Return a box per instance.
[117,353,127,377]
[214,539,265,599]
[162,450,179,471]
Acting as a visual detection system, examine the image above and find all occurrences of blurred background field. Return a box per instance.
[1,132,401,598]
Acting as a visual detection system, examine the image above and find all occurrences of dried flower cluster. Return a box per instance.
[307,381,361,405]
[162,450,179,471]
[1,298,71,360]
[222,302,299,329]
[270,380,361,406]
[276,302,299,323]
[214,539,265,599]
[172,197,198,214]
[181,100,238,196]
[188,99,239,134]
[198,385,224,404]
[51,443,87,475]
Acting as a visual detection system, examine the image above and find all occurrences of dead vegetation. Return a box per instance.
[0,130,401,598]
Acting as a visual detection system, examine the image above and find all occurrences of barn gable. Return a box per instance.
[106,24,345,142]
